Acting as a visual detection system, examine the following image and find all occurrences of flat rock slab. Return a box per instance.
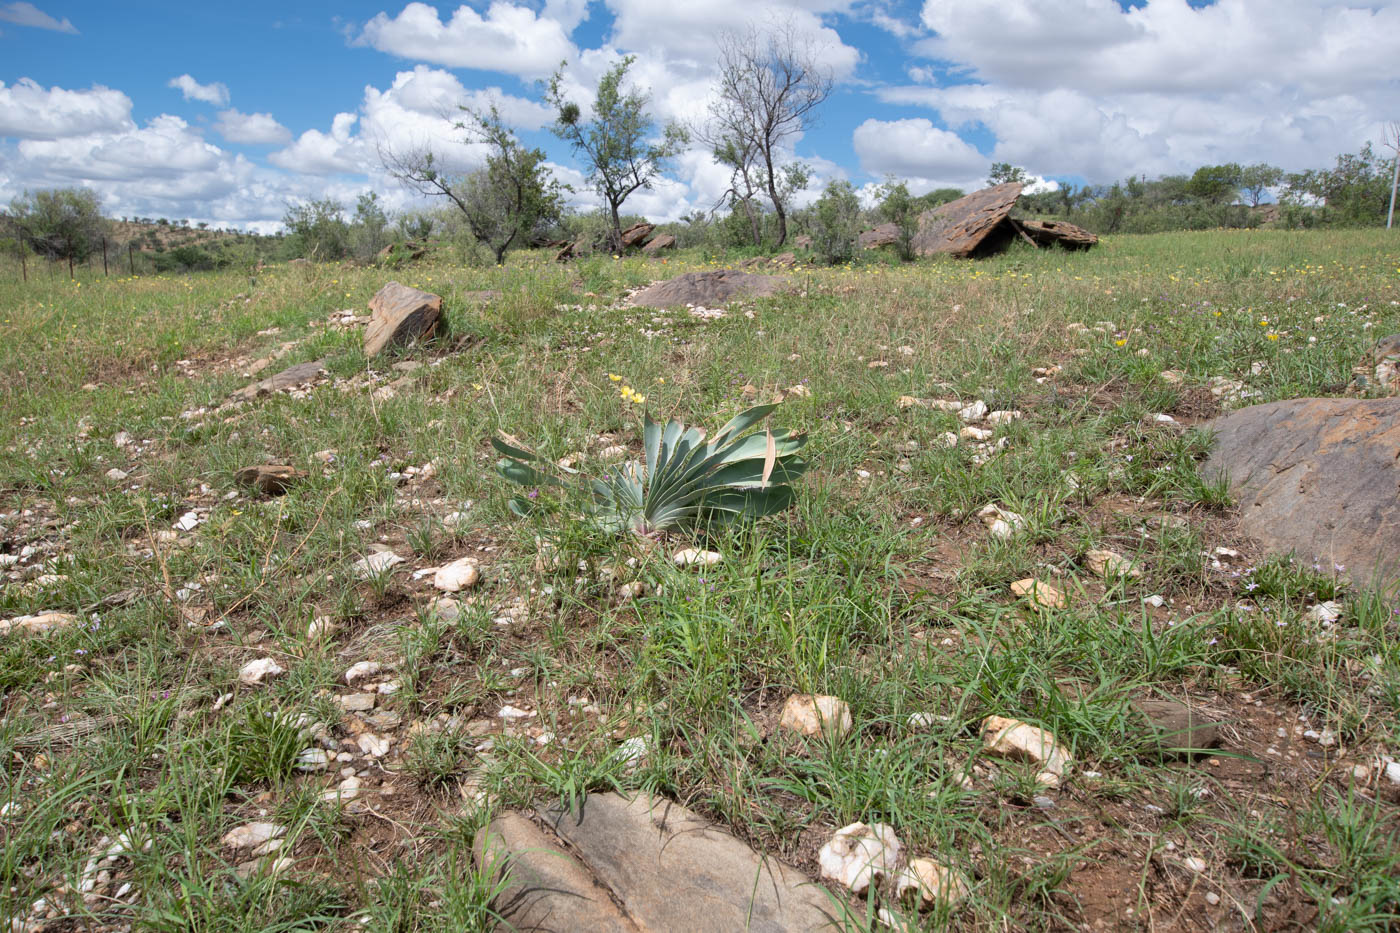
[1131,697,1220,757]
[232,359,326,400]
[365,282,442,357]
[533,792,844,932]
[628,270,791,309]
[913,183,1023,258]
[1202,397,1400,587]
[1018,219,1098,250]
[858,222,900,249]
[475,812,640,932]
[641,233,676,254]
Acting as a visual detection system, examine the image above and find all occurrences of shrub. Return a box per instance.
[810,180,861,264]
[3,187,109,262]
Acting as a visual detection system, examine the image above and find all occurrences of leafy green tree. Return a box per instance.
[350,192,390,261]
[874,178,918,261]
[708,133,765,247]
[916,188,965,209]
[811,179,861,264]
[547,56,686,253]
[383,107,566,265]
[987,163,1029,186]
[282,198,348,260]
[461,107,567,264]
[1239,163,1283,208]
[397,213,434,241]
[1188,163,1243,204]
[1283,144,1392,226]
[2,187,108,262]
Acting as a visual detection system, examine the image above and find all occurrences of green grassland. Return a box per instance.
[1,229,1398,931]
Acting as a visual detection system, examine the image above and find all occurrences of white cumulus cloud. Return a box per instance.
[357,2,578,78]
[168,74,230,107]
[270,112,364,175]
[852,117,988,192]
[214,109,292,145]
[0,79,132,140]
[899,0,1400,182]
[269,67,550,178]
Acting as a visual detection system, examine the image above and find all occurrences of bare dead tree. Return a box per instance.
[709,22,834,248]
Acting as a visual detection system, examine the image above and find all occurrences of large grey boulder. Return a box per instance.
[1201,398,1400,588]
[475,812,639,932]
[498,793,847,931]
[628,270,790,309]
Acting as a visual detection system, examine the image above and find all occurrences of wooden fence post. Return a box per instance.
[68,254,74,279]
[102,237,108,276]
[129,244,135,276]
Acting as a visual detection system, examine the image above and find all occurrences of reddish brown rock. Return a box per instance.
[628,270,790,309]
[912,183,1024,258]
[1201,398,1400,587]
[858,222,900,249]
[364,282,442,357]
[1017,219,1099,250]
[620,221,655,249]
[641,233,676,254]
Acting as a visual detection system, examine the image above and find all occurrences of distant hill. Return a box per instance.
[109,219,264,252]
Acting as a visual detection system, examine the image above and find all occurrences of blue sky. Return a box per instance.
[2,1,1397,230]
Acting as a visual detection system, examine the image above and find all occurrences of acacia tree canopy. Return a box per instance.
[547,56,685,254]
[382,106,566,265]
[3,187,109,262]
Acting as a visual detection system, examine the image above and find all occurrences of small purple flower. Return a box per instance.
[527,489,539,500]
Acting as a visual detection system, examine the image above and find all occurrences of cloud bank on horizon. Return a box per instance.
[0,0,1396,232]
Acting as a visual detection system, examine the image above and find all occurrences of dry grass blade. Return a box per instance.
[761,427,776,488]
[13,715,118,749]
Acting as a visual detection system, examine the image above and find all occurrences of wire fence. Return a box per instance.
[1,238,210,283]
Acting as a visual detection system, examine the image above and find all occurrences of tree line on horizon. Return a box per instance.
[2,29,1396,272]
